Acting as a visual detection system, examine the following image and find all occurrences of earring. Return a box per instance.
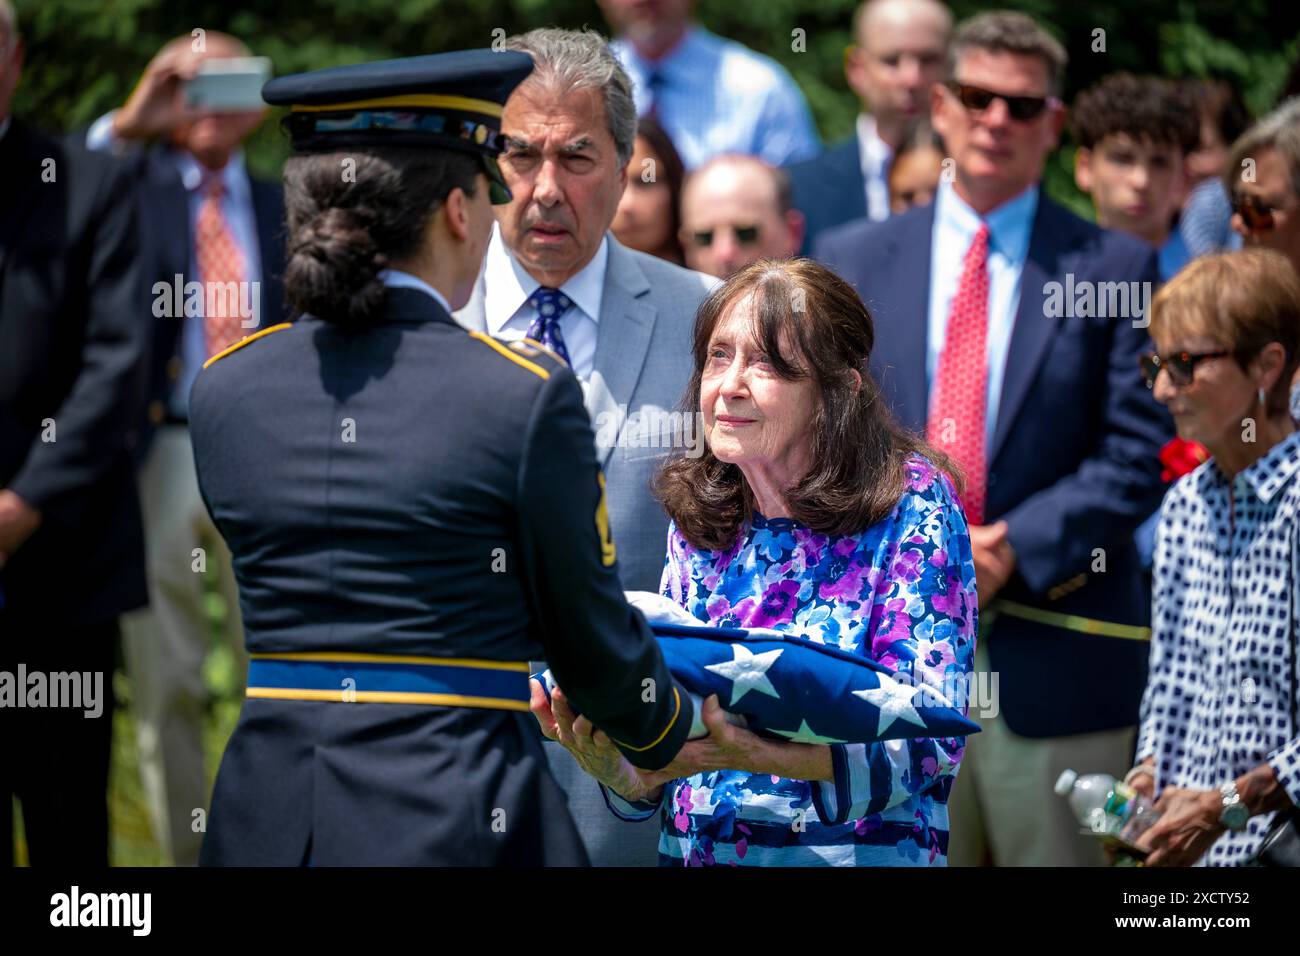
[1260,387,1267,407]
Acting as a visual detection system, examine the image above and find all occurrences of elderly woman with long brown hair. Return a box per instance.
[531,258,978,866]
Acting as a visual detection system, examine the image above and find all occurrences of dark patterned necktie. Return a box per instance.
[525,286,573,366]
[645,68,664,120]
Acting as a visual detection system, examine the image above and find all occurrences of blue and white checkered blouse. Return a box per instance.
[1137,430,1300,865]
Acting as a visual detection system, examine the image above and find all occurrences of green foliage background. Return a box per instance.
[11,0,1300,211]
[7,0,1299,865]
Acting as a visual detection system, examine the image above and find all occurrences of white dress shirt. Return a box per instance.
[378,269,451,314]
[926,179,1038,448]
[855,113,893,223]
[481,224,607,380]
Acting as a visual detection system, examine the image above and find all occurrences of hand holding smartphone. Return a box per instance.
[185,57,272,111]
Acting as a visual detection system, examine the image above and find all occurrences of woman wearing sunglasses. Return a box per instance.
[1226,97,1300,277]
[1130,248,1300,866]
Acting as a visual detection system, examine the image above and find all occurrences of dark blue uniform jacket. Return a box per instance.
[189,286,693,865]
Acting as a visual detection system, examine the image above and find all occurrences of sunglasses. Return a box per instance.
[690,224,761,248]
[1139,350,1231,389]
[946,82,1059,122]
[1231,192,1299,234]
[691,223,759,247]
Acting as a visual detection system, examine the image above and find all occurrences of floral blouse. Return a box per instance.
[604,456,978,866]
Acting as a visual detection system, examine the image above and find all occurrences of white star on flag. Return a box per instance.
[771,719,847,745]
[705,644,784,707]
[853,673,926,737]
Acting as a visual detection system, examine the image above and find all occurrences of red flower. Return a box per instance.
[1159,438,1209,482]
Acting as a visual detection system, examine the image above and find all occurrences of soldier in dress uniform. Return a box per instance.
[189,49,694,866]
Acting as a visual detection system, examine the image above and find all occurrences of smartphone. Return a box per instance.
[185,57,272,111]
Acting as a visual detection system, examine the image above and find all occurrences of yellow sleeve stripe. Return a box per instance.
[520,336,570,367]
[468,331,550,380]
[203,323,294,369]
[610,686,683,753]
[247,687,530,711]
[250,651,530,672]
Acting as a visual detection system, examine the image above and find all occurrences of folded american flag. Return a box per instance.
[535,592,979,745]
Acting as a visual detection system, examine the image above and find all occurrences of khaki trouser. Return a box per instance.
[119,426,246,866]
[947,637,1136,866]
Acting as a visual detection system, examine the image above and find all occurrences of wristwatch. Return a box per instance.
[1219,781,1249,831]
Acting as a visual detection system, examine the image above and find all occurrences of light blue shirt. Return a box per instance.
[611,26,820,170]
[1158,223,1192,281]
[855,113,893,222]
[1179,176,1242,258]
[926,179,1038,448]
[378,268,452,314]
[87,110,263,417]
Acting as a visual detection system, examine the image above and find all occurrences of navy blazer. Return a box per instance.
[814,192,1173,738]
[1,121,149,622]
[191,288,694,864]
[785,137,866,256]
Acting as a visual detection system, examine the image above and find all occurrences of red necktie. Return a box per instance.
[195,175,248,358]
[928,223,990,525]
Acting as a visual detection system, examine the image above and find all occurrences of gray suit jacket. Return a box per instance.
[455,235,715,865]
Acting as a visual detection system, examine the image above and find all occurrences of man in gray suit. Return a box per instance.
[454,27,714,865]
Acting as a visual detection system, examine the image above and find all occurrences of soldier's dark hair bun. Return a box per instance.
[282,147,480,326]
[287,206,388,324]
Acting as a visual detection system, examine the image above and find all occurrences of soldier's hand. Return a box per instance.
[113,45,208,141]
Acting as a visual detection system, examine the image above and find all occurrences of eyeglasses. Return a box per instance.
[689,224,761,248]
[946,82,1059,122]
[1139,350,1231,389]
[1231,192,1299,234]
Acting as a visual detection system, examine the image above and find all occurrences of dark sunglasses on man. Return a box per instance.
[690,223,761,248]
[1231,192,1299,234]
[946,81,1060,122]
[1139,349,1233,389]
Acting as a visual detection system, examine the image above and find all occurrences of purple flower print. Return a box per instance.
[854,814,884,836]
[751,579,801,627]
[870,597,912,661]
[818,558,873,602]
[704,594,734,624]
[892,546,924,585]
[907,457,937,492]
[793,527,828,566]
[930,566,969,618]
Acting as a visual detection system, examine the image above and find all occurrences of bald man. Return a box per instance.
[680,154,804,278]
[789,0,952,252]
[85,33,287,866]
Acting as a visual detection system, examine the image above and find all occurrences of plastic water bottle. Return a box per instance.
[1054,769,1158,842]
